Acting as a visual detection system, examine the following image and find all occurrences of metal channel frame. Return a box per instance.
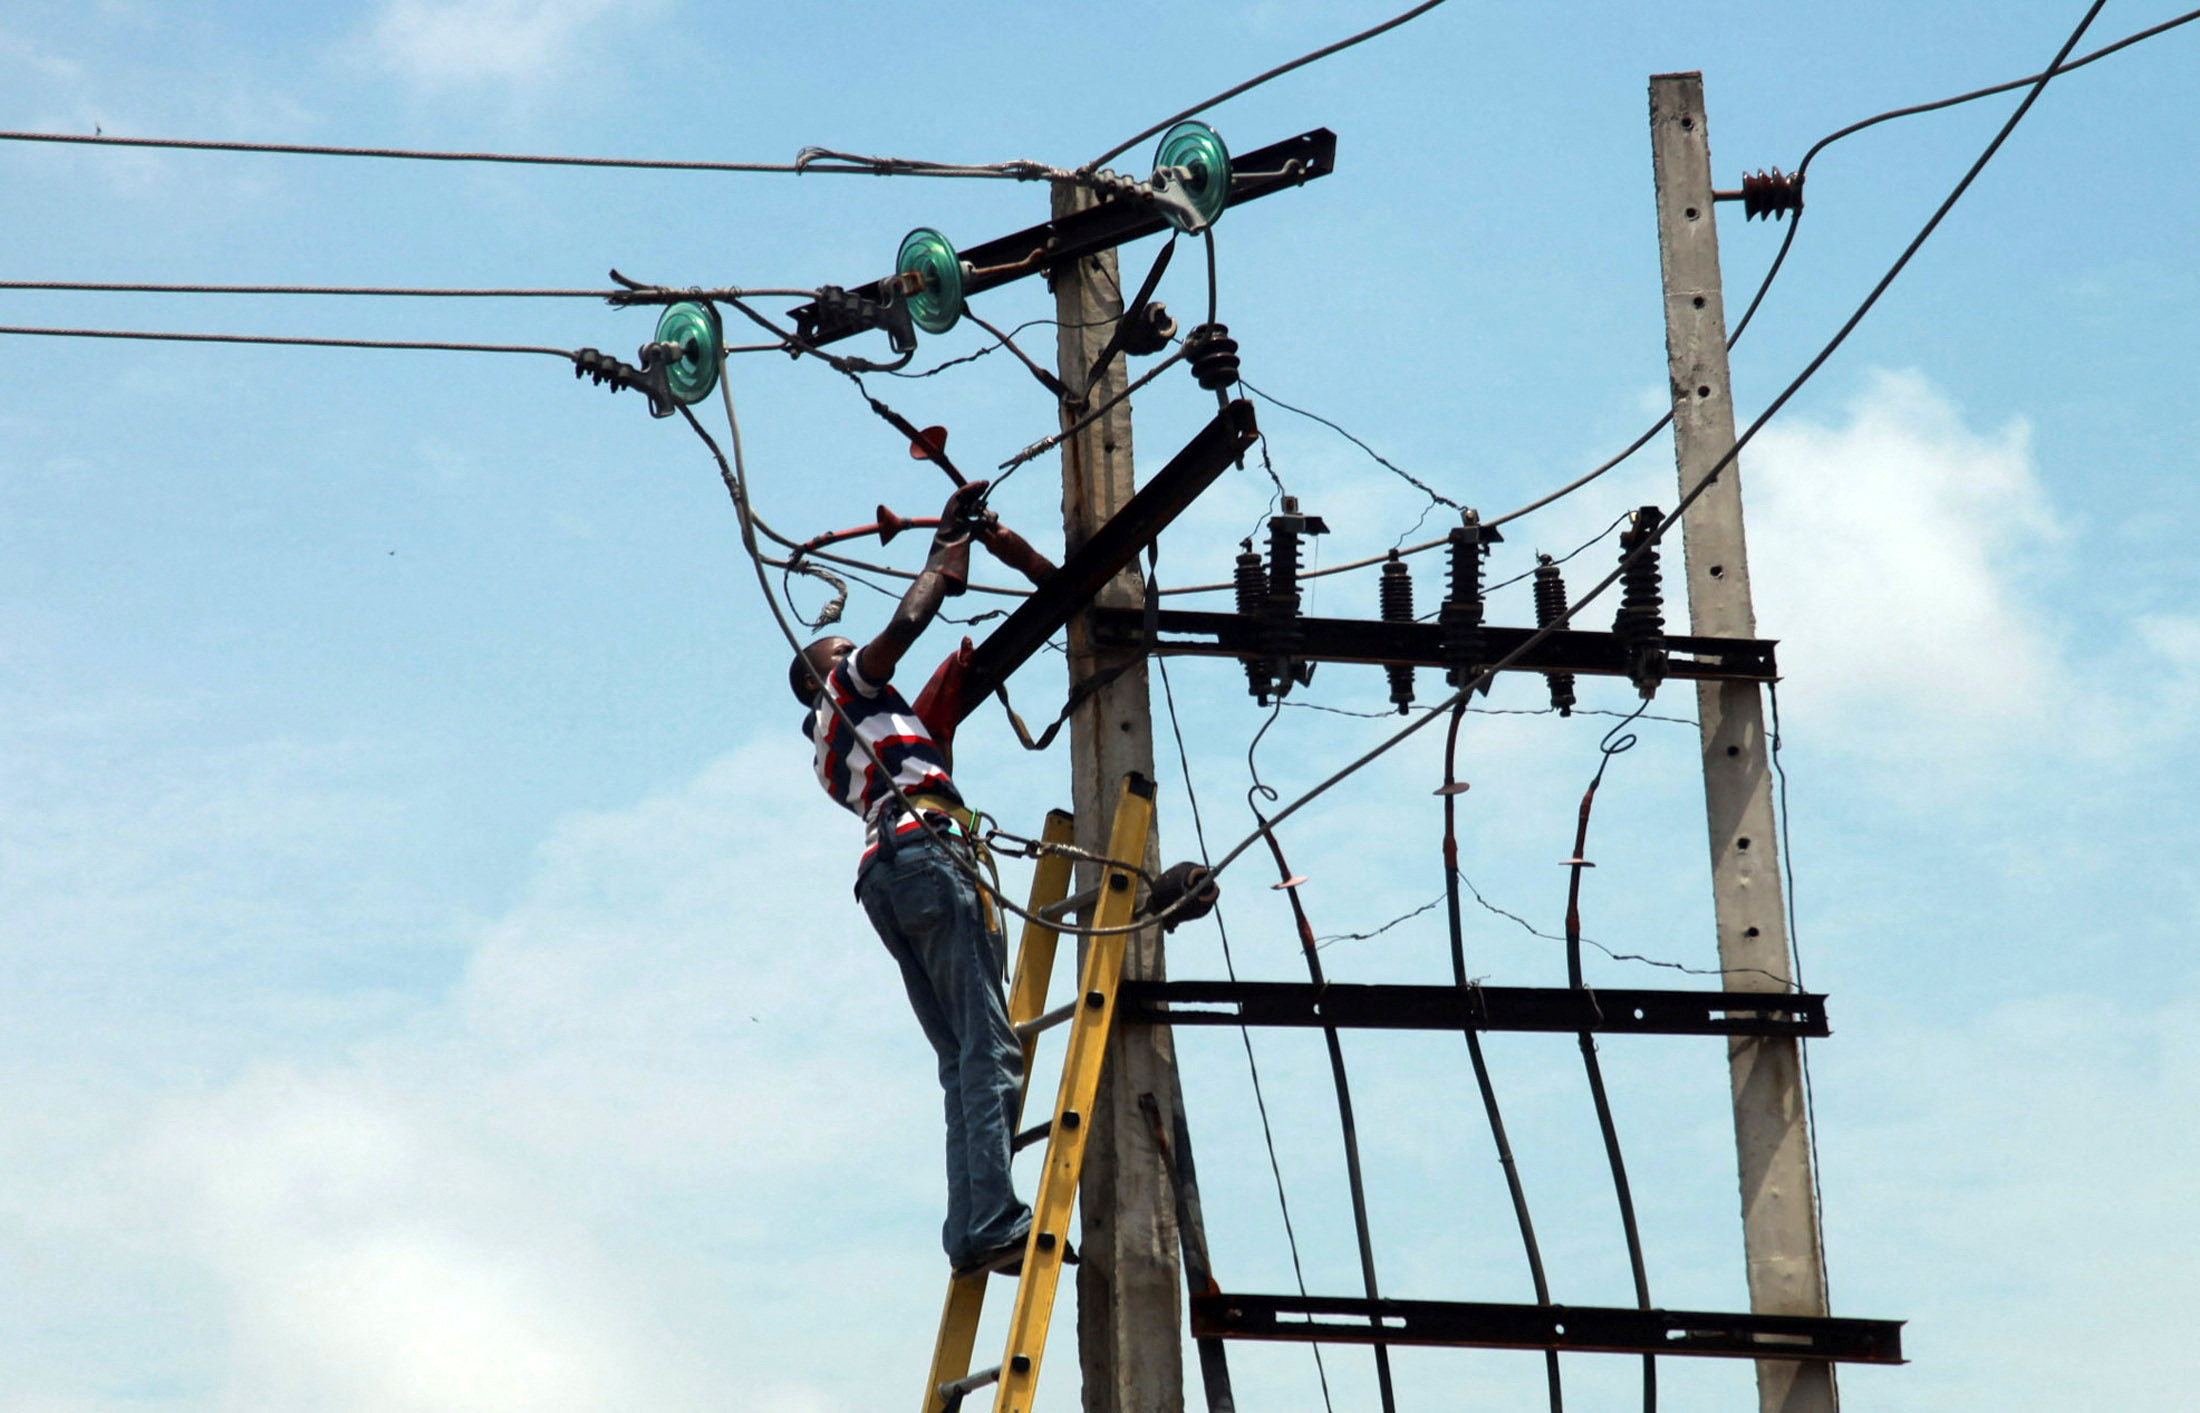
[922,810,1077,1413]
[1190,1293,1903,1365]
[1087,606,1777,684]
[1117,980,1826,1038]
[959,402,1259,714]
[787,130,1336,348]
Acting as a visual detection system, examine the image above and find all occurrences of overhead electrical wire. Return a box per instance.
[0,279,815,299]
[1186,0,2112,894]
[1162,2,2200,602]
[1155,652,1336,1413]
[0,322,578,358]
[1084,0,1452,170]
[0,126,1067,179]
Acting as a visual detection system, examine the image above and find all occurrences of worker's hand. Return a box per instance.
[938,479,991,539]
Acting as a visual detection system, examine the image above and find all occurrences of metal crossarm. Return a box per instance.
[1191,1293,1905,1365]
[1087,607,1779,684]
[1117,981,1828,1038]
[786,130,1336,349]
[993,773,1156,1413]
[921,809,1076,1413]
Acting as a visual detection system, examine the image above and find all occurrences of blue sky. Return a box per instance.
[4,2,2198,1410]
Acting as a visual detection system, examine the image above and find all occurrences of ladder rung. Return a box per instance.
[1013,999,1078,1041]
[938,1364,1001,1405]
[1012,1120,1052,1153]
[1038,886,1102,923]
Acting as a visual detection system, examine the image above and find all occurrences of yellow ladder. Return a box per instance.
[920,773,1158,1413]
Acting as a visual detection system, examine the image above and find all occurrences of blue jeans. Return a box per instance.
[857,829,1032,1265]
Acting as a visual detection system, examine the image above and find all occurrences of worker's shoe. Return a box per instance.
[953,1236,1026,1279]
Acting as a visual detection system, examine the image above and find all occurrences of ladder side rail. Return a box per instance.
[993,774,1157,1413]
[921,808,1080,1413]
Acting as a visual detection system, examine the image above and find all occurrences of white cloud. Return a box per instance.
[0,737,959,1410]
[365,0,643,89]
[1743,369,2066,754]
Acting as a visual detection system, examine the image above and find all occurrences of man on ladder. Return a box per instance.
[789,478,1057,1278]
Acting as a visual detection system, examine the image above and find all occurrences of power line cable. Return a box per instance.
[0,127,1066,179]
[0,279,813,300]
[1188,0,2111,892]
[1441,700,1563,1412]
[1559,704,1658,1412]
[1154,652,1336,1413]
[0,323,575,357]
[1162,4,2200,601]
[1085,0,1452,170]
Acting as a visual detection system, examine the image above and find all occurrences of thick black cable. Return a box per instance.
[1442,701,1563,1411]
[1562,705,1656,1412]
[1085,0,1451,170]
[1155,654,1336,1413]
[1248,806,1396,1413]
[1193,0,2109,890]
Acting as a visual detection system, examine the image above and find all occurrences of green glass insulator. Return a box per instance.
[653,300,722,406]
[897,226,965,336]
[1154,120,1231,232]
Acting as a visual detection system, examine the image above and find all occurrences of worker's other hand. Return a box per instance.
[1149,861,1220,932]
[938,479,991,539]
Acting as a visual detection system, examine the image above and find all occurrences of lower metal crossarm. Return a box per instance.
[1191,1293,1904,1364]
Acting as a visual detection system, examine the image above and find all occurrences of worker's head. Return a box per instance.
[789,636,855,704]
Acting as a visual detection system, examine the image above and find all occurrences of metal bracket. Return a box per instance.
[791,283,916,356]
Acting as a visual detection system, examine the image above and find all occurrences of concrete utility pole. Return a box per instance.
[1049,181,1185,1413]
[1648,72,1837,1413]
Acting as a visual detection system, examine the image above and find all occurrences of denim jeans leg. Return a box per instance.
[859,832,1031,1264]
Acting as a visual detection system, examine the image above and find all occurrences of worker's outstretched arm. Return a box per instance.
[976,514,1056,587]
[855,480,984,683]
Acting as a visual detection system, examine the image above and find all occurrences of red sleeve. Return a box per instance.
[911,637,975,757]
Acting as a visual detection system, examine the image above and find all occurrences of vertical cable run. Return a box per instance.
[1251,814,1397,1413]
[1563,708,1655,1410]
[1443,702,1562,1412]
[1155,654,1336,1413]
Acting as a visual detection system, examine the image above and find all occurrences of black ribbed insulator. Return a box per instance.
[1739,167,1804,221]
[1234,541,1273,704]
[1185,322,1240,392]
[1440,515,1488,688]
[1532,554,1576,717]
[1380,551,1416,714]
[1613,506,1668,699]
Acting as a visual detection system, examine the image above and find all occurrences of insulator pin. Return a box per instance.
[1234,541,1273,704]
[1439,511,1501,689]
[1184,322,1241,392]
[1258,497,1327,701]
[1716,168,1805,221]
[1613,506,1668,699]
[1531,554,1576,717]
[1379,552,1416,714]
